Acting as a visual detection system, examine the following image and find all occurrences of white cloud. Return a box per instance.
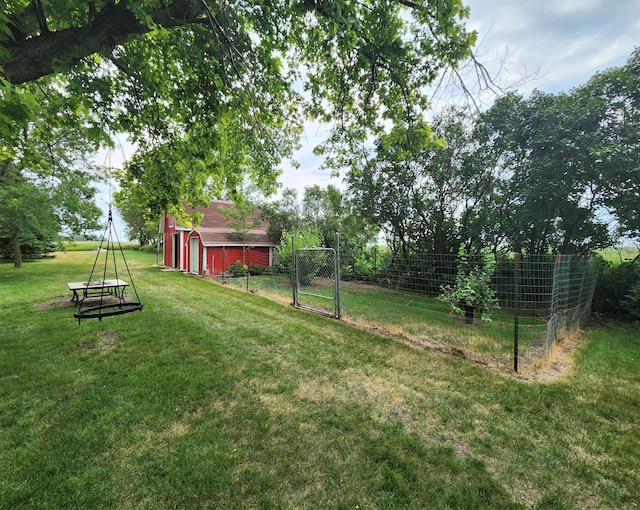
[465,0,639,93]
[276,121,344,199]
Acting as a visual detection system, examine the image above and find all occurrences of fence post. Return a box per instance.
[291,235,297,307]
[514,253,520,373]
[551,252,564,345]
[335,232,341,319]
[222,247,226,283]
[373,245,377,284]
[246,247,250,291]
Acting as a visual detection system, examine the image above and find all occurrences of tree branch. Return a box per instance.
[33,0,50,35]
[2,0,206,84]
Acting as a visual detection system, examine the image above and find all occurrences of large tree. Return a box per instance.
[1,0,477,218]
[112,194,159,246]
[0,81,103,266]
[346,113,494,257]
[301,184,343,248]
[580,48,640,241]
[262,185,377,273]
[468,49,640,254]
[475,88,621,254]
[347,121,440,257]
[347,48,640,256]
[260,188,301,248]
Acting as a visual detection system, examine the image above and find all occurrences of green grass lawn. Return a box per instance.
[1,252,639,509]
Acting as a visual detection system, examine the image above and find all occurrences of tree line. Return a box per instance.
[257,50,640,319]
[260,49,639,261]
[346,48,639,257]
[1,1,637,280]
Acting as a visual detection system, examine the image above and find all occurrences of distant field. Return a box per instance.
[597,246,640,263]
[60,240,143,252]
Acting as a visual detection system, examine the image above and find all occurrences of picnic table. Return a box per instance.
[67,279,129,303]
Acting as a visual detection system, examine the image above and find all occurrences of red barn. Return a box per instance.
[161,200,274,276]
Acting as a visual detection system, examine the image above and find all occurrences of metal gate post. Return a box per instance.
[292,235,298,307]
[514,253,520,373]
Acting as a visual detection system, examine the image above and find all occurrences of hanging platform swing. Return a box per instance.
[74,206,143,324]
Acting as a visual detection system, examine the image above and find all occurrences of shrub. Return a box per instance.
[274,226,322,282]
[249,263,266,275]
[228,260,248,277]
[622,283,640,320]
[591,256,640,319]
[353,250,375,278]
[295,252,319,286]
[439,248,499,323]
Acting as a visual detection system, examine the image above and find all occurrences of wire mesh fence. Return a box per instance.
[342,250,598,371]
[223,245,598,373]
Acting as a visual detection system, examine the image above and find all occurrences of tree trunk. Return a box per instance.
[464,304,474,324]
[13,240,23,268]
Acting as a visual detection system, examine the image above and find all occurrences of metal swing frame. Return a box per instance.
[74,207,143,324]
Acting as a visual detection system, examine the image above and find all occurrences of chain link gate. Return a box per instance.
[292,235,341,319]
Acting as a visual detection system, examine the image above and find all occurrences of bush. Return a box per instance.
[353,250,375,278]
[591,256,640,319]
[295,252,319,286]
[228,260,248,277]
[274,226,322,282]
[622,283,640,320]
[249,263,266,275]
[439,248,499,323]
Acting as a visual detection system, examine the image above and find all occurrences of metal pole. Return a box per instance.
[373,245,377,284]
[514,253,520,373]
[335,232,341,319]
[246,247,250,291]
[292,235,297,307]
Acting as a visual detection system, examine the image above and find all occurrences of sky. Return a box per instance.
[465,0,639,95]
[280,0,640,198]
[97,0,639,235]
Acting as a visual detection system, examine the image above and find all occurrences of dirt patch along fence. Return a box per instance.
[340,252,598,372]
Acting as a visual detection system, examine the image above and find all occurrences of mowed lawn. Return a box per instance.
[1,251,639,509]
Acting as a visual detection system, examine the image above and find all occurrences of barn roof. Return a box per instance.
[175,200,273,247]
[197,228,273,247]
